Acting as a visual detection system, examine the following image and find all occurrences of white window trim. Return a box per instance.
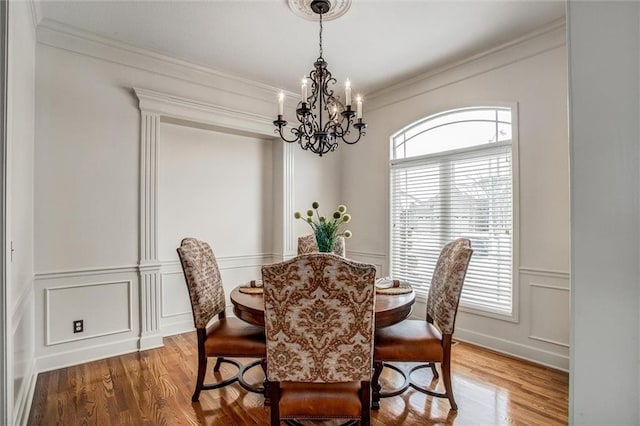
[387,103,520,323]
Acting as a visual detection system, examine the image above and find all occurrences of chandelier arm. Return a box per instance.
[341,124,367,144]
[340,132,365,145]
[274,124,304,144]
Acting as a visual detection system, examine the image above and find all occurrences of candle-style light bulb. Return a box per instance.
[278,92,284,116]
[356,95,363,119]
[345,79,352,107]
[301,77,308,103]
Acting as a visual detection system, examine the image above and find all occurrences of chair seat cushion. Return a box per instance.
[279,381,363,419]
[204,317,266,358]
[375,320,443,362]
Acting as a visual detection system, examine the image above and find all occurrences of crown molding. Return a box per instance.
[35,18,298,105]
[366,18,567,110]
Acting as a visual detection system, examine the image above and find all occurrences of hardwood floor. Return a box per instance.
[27,332,568,425]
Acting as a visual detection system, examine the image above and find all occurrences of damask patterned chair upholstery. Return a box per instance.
[262,253,376,425]
[297,234,346,257]
[177,238,266,401]
[372,238,473,410]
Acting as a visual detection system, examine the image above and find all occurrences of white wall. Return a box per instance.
[32,20,341,371]
[343,22,570,369]
[7,1,37,424]
[158,122,273,261]
[567,2,640,424]
[293,147,344,242]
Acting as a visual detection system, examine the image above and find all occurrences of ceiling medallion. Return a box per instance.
[287,0,351,21]
[275,0,366,157]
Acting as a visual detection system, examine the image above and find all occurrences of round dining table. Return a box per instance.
[230,286,416,328]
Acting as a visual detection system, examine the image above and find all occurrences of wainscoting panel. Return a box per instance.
[159,266,193,336]
[45,280,132,346]
[35,268,141,372]
[529,283,570,347]
[161,271,191,319]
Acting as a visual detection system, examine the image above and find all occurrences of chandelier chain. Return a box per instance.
[319,11,323,58]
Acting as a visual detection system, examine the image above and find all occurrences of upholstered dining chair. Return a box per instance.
[177,237,266,402]
[372,238,473,411]
[262,253,377,425]
[297,234,346,257]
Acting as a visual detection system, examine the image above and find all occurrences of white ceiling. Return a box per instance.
[38,0,566,95]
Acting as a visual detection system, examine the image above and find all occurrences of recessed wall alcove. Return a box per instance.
[133,88,296,348]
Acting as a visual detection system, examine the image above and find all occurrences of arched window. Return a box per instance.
[390,107,516,316]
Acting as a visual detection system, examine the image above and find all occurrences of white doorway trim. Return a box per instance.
[132,88,295,349]
[0,0,10,423]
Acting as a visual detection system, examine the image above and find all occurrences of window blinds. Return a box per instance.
[390,142,513,314]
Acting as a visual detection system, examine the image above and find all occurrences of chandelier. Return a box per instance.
[274,0,366,157]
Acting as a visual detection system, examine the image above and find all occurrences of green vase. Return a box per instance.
[315,228,336,253]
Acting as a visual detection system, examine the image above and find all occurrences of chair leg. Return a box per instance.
[269,382,281,425]
[442,358,457,411]
[360,381,371,426]
[192,351,207,402]
[213,357,223,372]
[371,361,383,410]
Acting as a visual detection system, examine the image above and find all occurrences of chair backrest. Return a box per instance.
[426,238,473,335]
[262,253,376,383]
[296,234,317,255]
[297,234,346,257]
[176,238,226,329]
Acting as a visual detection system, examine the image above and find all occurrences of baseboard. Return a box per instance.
[454,328,569,372]
[13,358,37,426]
[37,337,140,373]
[160,321,194,337]
[139,334,164,351]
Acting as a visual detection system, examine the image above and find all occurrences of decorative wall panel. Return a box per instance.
[45,280,132,346]
[529,283,569,347]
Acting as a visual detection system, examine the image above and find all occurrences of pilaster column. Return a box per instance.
[137,111,163,349]
[283,143,296,259]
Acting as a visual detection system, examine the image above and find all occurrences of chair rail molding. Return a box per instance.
[519,267,570,280]
[133,88,292,350]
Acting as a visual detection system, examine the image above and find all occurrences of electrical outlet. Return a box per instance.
[73,320,84,333]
